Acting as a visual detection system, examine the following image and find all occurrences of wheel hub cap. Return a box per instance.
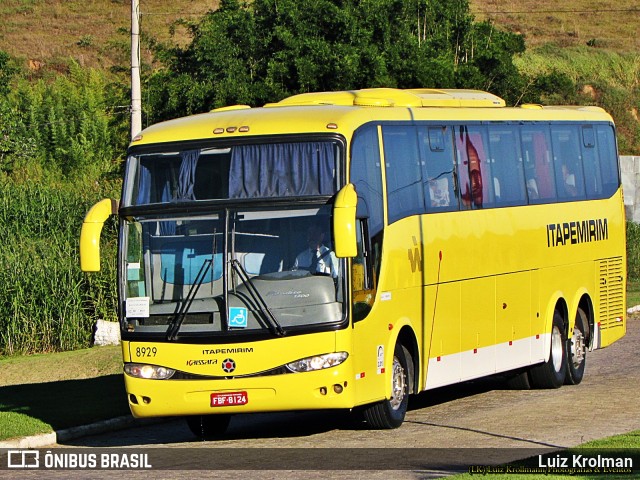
[390,356,406,410]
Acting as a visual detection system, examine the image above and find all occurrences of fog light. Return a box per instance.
[333,384,343,394]
[319,387,327,395]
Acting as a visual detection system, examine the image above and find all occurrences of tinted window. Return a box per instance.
[488,126,526,206]
[521,126,556,203]
[551,125,586,200]
[382,126,426,223]
[420,126,458,212]
[351,125,384,237]
[596,125,620,198]
[455,126,494,209]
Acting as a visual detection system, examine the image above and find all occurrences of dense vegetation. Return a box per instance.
[0,60,121,355]
[0,0,638,355]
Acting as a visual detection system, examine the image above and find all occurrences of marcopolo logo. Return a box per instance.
[222,358,236,373]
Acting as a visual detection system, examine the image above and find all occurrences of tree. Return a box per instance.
[145,0,535,123]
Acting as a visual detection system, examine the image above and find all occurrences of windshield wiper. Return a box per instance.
[166,258,213,341]
[231,259,284,336]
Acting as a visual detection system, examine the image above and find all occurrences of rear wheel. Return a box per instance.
[529,311,567,389]
[565,307,588,385]
[506,370,531,390]
[186,414,231,439]
[363,344,410,429]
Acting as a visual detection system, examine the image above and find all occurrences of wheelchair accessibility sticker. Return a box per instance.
[228,307,248,328]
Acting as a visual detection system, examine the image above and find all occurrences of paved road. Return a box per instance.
[5,317,639,479]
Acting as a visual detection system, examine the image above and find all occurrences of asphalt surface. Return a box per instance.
[2,316,639,479]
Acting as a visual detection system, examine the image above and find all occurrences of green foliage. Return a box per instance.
[145,0,533,122]
[0,178,119,356]
[77,35,94,48]
[514,46,640,153]
[4,62,120,178]
[0,50,18,96]
[0,52,125,356]
[627,221,640,281]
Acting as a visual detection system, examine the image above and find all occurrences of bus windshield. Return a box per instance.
[124,140,339,206]
[122,206,345,339]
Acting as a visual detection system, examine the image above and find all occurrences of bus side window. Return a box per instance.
[350,124,384,322]
[455,125,493,209]
[551,125,586,200]
[421,126,458,212]
[581,125,604,199]
[488,127,526,207]
[382,126,426,223]
[595,125,620,198]
[522,126,556,203]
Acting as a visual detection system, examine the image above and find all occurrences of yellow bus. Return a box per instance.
[81,88,626,437]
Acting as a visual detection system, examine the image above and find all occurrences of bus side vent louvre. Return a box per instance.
[598,257,624,330]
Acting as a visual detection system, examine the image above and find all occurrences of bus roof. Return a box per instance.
[264,88,506,108]
[131,88,613,147]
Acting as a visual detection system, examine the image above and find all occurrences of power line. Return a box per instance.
[474,8,640,15]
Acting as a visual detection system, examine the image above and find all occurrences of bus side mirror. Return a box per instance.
[333,184,357,258]
[80,198,118,272]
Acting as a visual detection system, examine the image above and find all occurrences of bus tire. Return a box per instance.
[185,414,231,439]
[529,311,567,389]
[363,343,410,429]
[565,307,588,385]
[506,370,531,390]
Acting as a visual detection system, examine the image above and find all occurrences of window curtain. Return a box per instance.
[229,142,335,198]
[136,162,151,205]
[177,149,201,201]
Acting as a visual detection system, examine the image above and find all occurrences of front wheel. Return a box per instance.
[186,414,231,440]
[363,344,410,429]
[529,311,567,389]
[565,307,588,385]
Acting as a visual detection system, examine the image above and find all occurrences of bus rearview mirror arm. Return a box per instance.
[80,198,118,272]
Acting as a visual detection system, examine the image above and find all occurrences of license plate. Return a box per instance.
[210,391,248,407]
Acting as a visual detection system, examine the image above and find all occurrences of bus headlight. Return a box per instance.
[124,363,175,380]
[286,352,348,372]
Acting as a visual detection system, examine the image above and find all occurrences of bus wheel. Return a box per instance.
[506,370,531,390]
[529,311,567,389]
[565,307,588,385]
[363,344,410,429]
[185,414,231,439]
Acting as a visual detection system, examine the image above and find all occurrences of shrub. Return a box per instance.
[627,221,640,281]
[0,178,119,356]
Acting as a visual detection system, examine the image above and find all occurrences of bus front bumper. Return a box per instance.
[124,364,355,418]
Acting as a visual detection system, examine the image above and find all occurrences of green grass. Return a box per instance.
[628,279,640,309]
[0,345,129,441]
[0,375,130,440]
[452,432,640,479]
[581,431,640,449]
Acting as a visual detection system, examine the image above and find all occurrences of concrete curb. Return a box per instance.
[0,416,160,449]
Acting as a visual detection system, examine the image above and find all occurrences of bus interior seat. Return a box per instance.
[493,177,501,200]
[428,177,451,207]
[527,178,539,200]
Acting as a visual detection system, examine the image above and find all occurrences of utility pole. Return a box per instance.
[131,0,142,139]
